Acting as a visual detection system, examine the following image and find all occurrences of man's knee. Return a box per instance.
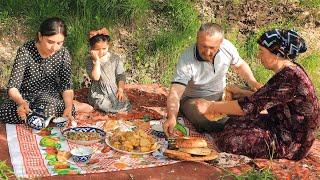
[180,98,227,133]
[194,117,227,133]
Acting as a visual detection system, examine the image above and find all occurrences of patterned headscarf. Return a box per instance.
[258,29,307,60]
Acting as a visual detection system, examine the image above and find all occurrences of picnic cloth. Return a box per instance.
[6,115,224,178]
[6,123,177,178]
[75,84,168,122]
[3,84,320,179]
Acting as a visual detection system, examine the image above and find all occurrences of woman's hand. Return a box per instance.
[17,100,30,121]
[116,88,125,102]
[226,85,255,98]
[90,50,100,64]
[250,81,263,92]
[62,107,73,125]
[195,99,213,115]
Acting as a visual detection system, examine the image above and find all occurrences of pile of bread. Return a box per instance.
[164,137,218,161]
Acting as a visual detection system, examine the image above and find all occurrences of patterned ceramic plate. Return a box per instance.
[105,137,161,155]
[62,127,106,146]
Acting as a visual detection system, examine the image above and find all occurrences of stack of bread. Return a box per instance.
[164,137,218,161]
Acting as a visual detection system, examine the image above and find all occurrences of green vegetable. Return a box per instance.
[174,123,188,135]
[45,154,57,162]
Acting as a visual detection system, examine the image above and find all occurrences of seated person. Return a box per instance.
[196,29,319,160]
[163,23,262,136]
[86,27,131,113]
[0,17,94,124]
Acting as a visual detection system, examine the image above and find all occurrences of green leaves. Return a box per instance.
[0,161,14,180]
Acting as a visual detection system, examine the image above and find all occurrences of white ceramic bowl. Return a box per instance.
[70,147,93,163]
[52,117,68,128]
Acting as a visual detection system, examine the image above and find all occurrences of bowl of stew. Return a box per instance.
[62,127,106,146]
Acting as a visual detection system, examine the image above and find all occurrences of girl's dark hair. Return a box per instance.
[38,17,67,37]
[89,34,111,47]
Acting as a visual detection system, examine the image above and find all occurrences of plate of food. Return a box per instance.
[62,127,106,146]
[105,129,160,155]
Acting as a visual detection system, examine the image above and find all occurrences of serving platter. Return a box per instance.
[105,137,160,155]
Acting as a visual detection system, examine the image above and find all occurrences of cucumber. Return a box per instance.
[174,123,188,136]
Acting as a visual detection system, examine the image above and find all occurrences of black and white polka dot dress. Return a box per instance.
[0,40,74,124]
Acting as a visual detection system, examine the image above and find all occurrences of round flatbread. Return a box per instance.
[204,113,227,122]
[104,120,118,131]
[164,149,218,161]
[178,147,212,156]
[175,137,207,148]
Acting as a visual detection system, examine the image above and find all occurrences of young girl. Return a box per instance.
[86,28,131,113]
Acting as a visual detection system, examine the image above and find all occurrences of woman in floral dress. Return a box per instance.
[196,29,319,160]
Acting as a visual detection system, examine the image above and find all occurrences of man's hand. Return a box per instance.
[116,88,125,102]
[17,100,30,121]
[163,117,177,138]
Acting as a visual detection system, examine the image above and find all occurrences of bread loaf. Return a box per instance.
[178,147,212,156]
[175,137,207,148]
[204,113,227,122]
[164,149,218,161]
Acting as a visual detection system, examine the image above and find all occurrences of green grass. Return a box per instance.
[0,161,14,180]
[126,0,200,86]
[0,0,319,94]
[297,52,320,97]
[0,11,19,37]
[0,0,151,88]
[222,168,275,180]
[0,0,199,88]
[299,0,320,8]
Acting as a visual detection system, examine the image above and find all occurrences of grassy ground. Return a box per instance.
[223,168,275,180]
[0,0,199,88]
[1,0,320,178]
[1,0,320,90]
[0,161,14,180]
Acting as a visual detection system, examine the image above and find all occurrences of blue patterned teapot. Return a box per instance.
[26,105,54,130]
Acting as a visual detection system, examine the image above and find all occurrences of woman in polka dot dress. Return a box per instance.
[86,27,131,113]
[0,17,79,124]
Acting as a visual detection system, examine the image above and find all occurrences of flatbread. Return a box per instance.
[164,149,218,161]
[203,88,231,121]
[57,151,71,162]
[175,137,207,148]
[104,120,118,131]
[204,113,227,122]
[178,147,212,156]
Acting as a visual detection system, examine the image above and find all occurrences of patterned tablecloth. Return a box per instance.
[6,116,217,178]
[6,122,180,178]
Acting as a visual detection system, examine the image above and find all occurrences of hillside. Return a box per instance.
[0,0,319,91]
